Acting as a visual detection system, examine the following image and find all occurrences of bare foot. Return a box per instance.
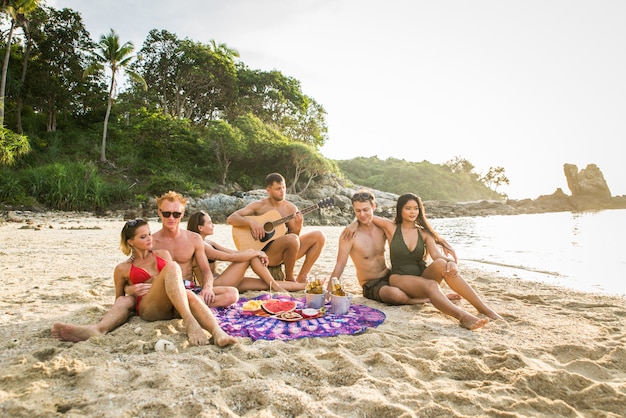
[51,323,101,342]
[481,309,503,321]
[186,322,209,346]
[459,314,490,330]
[272,283,289,293]
[212,328,238,347]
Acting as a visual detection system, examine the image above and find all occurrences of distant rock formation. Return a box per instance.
[563,163,612,200]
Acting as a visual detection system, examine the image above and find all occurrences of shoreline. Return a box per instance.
[1,213,625,416]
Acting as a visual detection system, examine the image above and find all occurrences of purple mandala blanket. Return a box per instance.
[213,294,386,341]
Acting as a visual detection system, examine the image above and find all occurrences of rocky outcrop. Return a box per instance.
[564,163,612,200]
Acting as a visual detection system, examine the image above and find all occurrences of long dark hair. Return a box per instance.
[393,193,452,253]
[187,211,208,234]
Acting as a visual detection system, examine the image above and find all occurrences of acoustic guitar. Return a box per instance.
[231,198,335,251]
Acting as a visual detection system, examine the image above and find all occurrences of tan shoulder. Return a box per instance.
[183,229,203,241]
[419,227,435,241]
[153,249,173,261]
[114,259,132,275]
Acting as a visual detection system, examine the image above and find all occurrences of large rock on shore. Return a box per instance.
[564,163,612,200]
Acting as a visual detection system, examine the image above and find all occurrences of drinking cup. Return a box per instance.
[330,292,352,315]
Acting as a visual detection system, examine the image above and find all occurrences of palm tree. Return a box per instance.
[84,29,146,162]
[0,0,40,128]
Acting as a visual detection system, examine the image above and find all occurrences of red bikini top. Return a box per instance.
[129,254,167,284]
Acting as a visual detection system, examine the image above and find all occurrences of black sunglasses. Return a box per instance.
[160,210,182,219]
[351,192,373,202]
[125,218,145,227]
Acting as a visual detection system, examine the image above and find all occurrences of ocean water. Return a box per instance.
[430,209,626,297]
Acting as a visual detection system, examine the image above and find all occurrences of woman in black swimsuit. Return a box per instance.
[371,193,502,330]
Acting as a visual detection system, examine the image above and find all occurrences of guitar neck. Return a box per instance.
[272,204,320,227]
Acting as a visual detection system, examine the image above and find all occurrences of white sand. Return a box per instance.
[1,212,625,417]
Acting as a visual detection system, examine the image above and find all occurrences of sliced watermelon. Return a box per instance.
[262,299,297,315]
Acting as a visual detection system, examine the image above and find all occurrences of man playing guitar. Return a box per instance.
[227,173,326,283]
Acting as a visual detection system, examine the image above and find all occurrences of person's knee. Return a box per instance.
[163,261,182,278]
[116,295,135,310]
[285,233,300,246]
[381,286,408,304]
[225,287,239,305]
[313,230,326,245]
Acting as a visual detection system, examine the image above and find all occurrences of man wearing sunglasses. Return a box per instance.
[151,191,239,307]
[327,190,458,305]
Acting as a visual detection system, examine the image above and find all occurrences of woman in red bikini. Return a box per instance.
[115,218,236,347]
[52,218,236,347]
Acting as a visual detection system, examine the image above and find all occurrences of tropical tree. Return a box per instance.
[176,39,238,124]
[0,0,41,127]
[24,6,93,132]
[206,119,246,185]
[84,29,146,162]
[481,166,509,192]
[445,155,475,175]
[234,67,328,147]
[288,142,334,194]
[133,29,182,116]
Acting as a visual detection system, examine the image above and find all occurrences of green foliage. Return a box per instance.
[336,156,503,202]
[17,161,131,210]
[0,127,31,165]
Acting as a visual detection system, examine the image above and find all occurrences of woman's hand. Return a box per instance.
[439,238,458,262]
[126,283,151,297]
[258,251,269,266]
[441,260,458,279]
[341,221,358,241]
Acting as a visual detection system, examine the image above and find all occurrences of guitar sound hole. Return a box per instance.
[260,230,274,243]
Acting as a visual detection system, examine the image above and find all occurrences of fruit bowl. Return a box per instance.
[301,308,319,318]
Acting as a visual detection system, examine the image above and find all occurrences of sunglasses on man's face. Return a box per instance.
[160,210,182,219]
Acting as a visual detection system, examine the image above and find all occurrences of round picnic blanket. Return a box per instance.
[212,293,386,341]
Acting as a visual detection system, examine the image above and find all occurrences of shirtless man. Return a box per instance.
[328,190,459,305]
[226,173,326,283]
[149,191,239,307]
[51,191,238,343]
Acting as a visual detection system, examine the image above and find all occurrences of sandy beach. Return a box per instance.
[1,211,625,417]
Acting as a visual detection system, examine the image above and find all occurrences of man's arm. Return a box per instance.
[285,202,303,235]
[227,201,267,240]
[226,201,259,226]
[327,231,353,293]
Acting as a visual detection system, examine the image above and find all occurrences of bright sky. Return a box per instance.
[47,0,626,199]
